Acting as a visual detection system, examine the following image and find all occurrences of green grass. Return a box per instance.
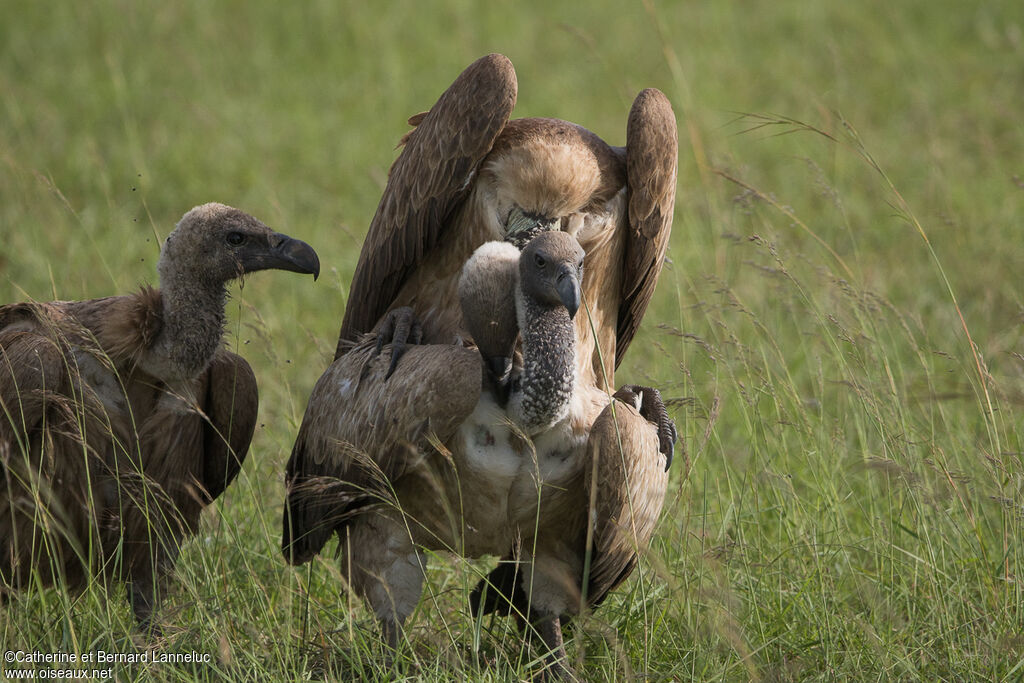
[2,0,1024,680]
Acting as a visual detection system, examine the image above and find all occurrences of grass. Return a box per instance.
[2,0,1023,680]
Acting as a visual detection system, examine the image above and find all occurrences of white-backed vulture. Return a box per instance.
[283,233,672,678]
[334,52,678,397]
[332,55,681,633]
[0,203,319,630]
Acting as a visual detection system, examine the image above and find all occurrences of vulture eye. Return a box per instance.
[534,254,546,268]
[225,232,246,246]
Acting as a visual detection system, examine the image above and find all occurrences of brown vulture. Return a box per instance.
[283,53,678,678]
[0,203,319,631]
[335,52,678,389]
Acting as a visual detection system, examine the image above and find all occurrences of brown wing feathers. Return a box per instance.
[1,203,318,628]
[283,340,483,563]
[199,351,259,504]
[336,54,518,356]
[617,88,678,365]
[584,398,668,606]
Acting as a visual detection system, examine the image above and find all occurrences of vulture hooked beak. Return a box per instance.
[555,264,581,319]
[486,355,513,384]
[248,233,321,280]
[505,208,560,247]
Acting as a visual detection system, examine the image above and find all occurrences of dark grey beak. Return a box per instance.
[505,209,560,248]
[486,355,513,383]
[555,266,581,319]
[259,232,321,280]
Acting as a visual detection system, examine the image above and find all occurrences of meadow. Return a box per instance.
[2,1,1023,680]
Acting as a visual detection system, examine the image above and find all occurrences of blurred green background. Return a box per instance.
[2,1,1023,680]
[3,2,1021,377]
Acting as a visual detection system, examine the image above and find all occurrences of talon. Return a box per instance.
[615,384,677,470]
[386,342,404,379]
[375,312,396,357]
[373,307,422,379]
[612,384,640,408]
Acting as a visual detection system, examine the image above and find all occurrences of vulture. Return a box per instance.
[285,53,679,677]
[0,203,319,631]
[334,52,679,395]
[284,233,672,679]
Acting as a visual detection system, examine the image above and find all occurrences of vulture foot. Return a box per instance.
[374,306,424,379]
[613,384,677,470]
[381,617,419,674]
[533,614,575,681]
[381,618,400,666]
[128,581,163,638]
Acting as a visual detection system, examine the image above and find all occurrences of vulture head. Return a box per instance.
[458,240,520,384]
[146,202,320,381]
[482,119,619,248]
[518,230,584,320]
[159,203,320,288]
[459,231,584,401]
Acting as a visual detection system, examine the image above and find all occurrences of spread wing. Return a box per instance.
[584,397,669,606]
[616,88,678,365]
[335,54,518,357]
[198,350,259,504]
[283,340,483,564]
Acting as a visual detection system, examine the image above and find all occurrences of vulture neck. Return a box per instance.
[153,266,228,381]
[511,291,576,434]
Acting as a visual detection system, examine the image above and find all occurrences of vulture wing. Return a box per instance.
[198,350,259,504]
[468,395,669,618]
[0,305,73,446]
[0,304,101,588]
[335,54,518,357]
[616,88,678,366]
[283,340,483,564]
[584,396,669,606]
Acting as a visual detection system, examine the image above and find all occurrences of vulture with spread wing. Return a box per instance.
[284,53,678,678]
[336,52,677,391]
[0,204,319,630]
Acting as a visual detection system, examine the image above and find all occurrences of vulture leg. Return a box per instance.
[533,612,572,681]
[341,516,425,662]
[125,516,183,635]
[127,571,165,636]
[373,307,424,379]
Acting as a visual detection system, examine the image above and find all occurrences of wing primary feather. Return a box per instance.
[616,88,678,366]
[336,54,518,357]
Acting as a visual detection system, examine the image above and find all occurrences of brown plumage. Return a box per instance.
[0,203,319,630]
[334,53,677,392]
[469,384,670,615]
[286,53,678,679]
[284,232,672,679]
[283,233,588,571]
